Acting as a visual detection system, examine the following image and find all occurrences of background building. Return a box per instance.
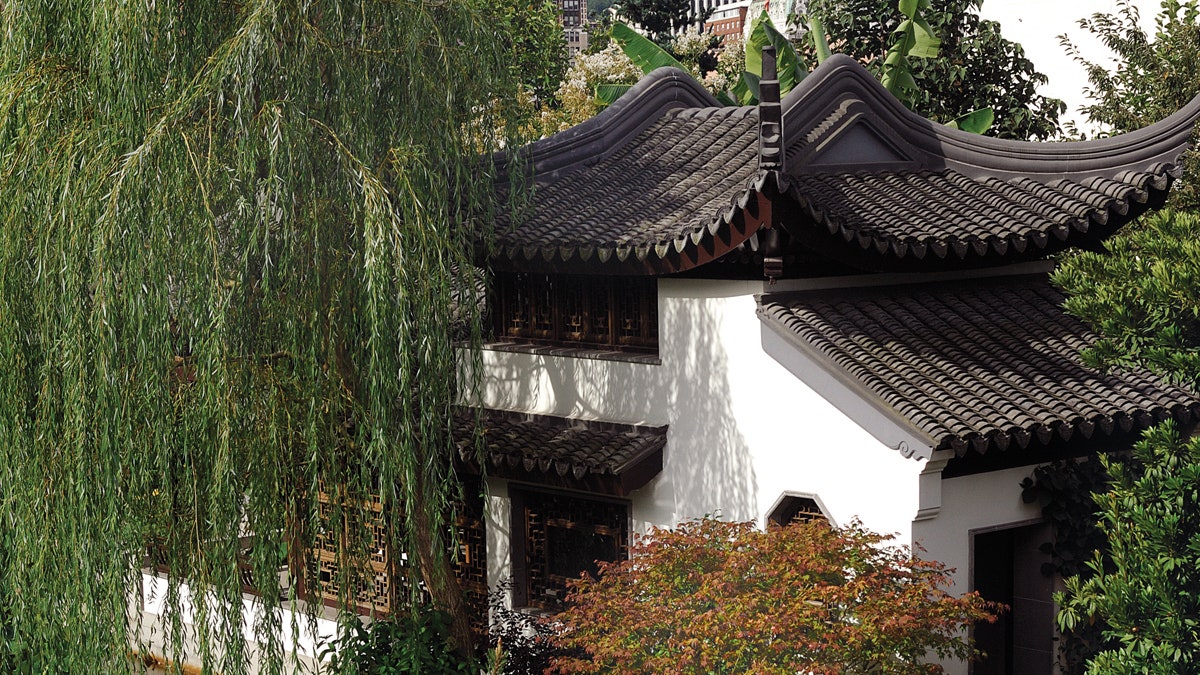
[559,0,590,60]
[705,0,750,40]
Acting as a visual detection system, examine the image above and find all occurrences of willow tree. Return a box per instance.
[0,1,521,672]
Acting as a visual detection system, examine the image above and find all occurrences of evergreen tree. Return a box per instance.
[1052,3,1200,672]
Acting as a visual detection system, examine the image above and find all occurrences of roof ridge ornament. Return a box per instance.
[758,46,785,171]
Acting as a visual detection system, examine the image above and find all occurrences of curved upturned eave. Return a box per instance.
[776,165,1177,272]
[494,67,722,186]
[784,54,1200,180]
[489,170,784,276]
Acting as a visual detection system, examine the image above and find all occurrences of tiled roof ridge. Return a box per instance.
[781,54,1200,181]
[497,167,784,271]
[488,57,1197,275]
[495,67,723,186]
[757,274,1200,457]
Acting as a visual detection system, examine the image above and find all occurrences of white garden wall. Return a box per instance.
[477,277,927,584]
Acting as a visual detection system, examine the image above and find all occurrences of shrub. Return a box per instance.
[1057,422,1200,674]
[325,607,474,675]
[483,578,569,675]
[552,516,998,675]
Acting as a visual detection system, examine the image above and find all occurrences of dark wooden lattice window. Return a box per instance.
[510,488,629,610]
[767,493,829,528]
[311,478,488,634]
[312,488,396,614]
[493,273,657,353]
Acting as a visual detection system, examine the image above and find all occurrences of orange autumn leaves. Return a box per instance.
[552,517,998,675]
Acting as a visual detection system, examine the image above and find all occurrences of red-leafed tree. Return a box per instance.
[552,517,999,675]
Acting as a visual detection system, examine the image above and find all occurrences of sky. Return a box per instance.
[976,0,1162,134]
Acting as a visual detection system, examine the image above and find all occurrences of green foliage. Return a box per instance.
[0,1,520,671]
[1061,0,1200,208]
[744,13,806,96]
[483,578,577,675]
[804,0,1064,139]
[1053,209,1200,388]
[1057,423,1200,674]
[551,517,999,675]
[879,0,941,103]
[809,16,834,65]
[945,106,994,134]
[588,0,619,20]
[326,610,475,675]
[614,0,708,43]
[610,22,688,73]
[1053,11,1200,653]
[1022,457,1124,672]
[501,0,571,105]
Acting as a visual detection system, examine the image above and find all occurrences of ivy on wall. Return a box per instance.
[1021,455,1129,674]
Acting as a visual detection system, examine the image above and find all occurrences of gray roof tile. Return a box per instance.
[492,57,1199,275]
[757,276,1200,455]
[454,408,666,485]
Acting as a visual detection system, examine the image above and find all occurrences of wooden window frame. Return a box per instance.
[509,486,630,611]
[492,273,658,354]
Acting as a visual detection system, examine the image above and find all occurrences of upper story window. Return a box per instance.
[491,272,658,354]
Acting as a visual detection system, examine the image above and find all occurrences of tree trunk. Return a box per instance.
[410,492,475,658]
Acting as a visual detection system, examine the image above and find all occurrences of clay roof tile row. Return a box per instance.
[757,276,1200,455]
[454,408,667,481]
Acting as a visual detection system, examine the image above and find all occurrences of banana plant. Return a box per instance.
[730,12,807,105]
[605,5,993,133]
[945,106,994,134]
[596,23,686,104]
[829,0,992,133]
[880,0,941,104]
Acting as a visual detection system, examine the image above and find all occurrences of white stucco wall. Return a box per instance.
[477,271,1079,675]
[913,464,1045,596]
[912,464,1050,675]
[478,277,927,583]
[132,574,334,672]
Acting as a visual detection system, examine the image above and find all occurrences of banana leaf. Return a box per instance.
[611,22,686,74]
[808,16,832,65]
[744,12,806,95]
[946,107,994,134]
[595,83,635,104]
[732,71,761,105]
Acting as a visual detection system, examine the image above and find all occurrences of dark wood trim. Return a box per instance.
[507,486,630,611]
[491,272,658,354]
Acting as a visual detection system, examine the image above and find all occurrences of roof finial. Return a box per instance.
[758,45,784,170]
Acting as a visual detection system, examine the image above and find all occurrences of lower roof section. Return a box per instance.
[757,274,1200,457]
[454,408,666,496]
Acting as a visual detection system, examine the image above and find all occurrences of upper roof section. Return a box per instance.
[492,55,1200,276]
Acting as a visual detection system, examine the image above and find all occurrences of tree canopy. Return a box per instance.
[804,0,1065,139]
[1060,0,1200,208]
[615,0,709,43]
[552,517,997,674]
[0,1,525,671]
[1051,2,1200,672]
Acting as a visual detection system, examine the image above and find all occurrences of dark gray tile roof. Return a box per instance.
[757,276,1200,455]
[783,168,1174,269]
[492,56,1199,275]
[454,408,666,488]
[496,106,763,266]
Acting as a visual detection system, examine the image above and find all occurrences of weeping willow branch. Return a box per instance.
[0,1,519,672]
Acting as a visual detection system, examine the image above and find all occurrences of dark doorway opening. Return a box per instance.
[971,522,1054,675]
